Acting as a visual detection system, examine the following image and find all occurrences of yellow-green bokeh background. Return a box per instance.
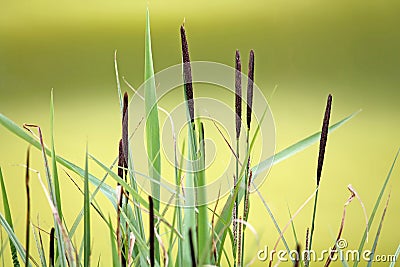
[1,1,399,266]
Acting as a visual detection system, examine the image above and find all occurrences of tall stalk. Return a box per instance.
[307,94,332,267]
[240,49,255,266]
[233,49,242,267]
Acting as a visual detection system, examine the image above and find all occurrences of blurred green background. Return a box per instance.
[1,1,399,266]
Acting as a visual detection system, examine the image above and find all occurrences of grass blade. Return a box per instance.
[108,218,121,267]
[353,148,399,267]
[84,147,91,267]
[389,244,400,267]
[0,214,29,267]
[198,123,210,264]
[50,91,63,220]
[0,168,21,267]
[32,223,47,267]
[144,9,161,263]
[0,113,117,206]
[25,148,31,267]
[366,192,391,267]
[252,111,359,178]
[188,229,197,267]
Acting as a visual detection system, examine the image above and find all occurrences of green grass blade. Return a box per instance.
[366,192,390,267]
[32,226,47,267]
[214,110,356,263]
[288,207,304,267]
[214,108,267,264]
[198,123,210,265]
[252,111,359,178]
[0,168,20,267]
[114,50,123,113]
[84,147,91,267]
[0,113,116,204]
[50,91,63,220]
[90,155,149,208]
[24,149,31,267]
[144,9,161,263]
[144,9,161,208]
[182,125,198,266]
[0,214,30,267]
[173,140,185,267]
[353,148,399,267]
[389,244,400,267]
[108,217,121,267]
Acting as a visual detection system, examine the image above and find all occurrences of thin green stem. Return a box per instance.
[240,129,250,267]
[307,187,319,267]
[233,138,239,267]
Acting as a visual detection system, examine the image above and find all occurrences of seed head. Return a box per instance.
[235,50,242,139]
[316,94,332,186]
[246,50,255,130]
[180,25,194,124]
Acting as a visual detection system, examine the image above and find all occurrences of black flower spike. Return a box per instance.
[122,92,129,172]
[118,139,124,179]
[246,50,255,130]
[235,50,242,139]
[316,94,332,186]
[180,24,194,124]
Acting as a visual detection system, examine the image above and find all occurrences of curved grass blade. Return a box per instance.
[0,214,30,267]
[214,111,357,263]
[353,148,399,267]
[252,110,359,178]
[32,226,47,267]
[0,168,20,267]
[366,192,391,267]
[389,244,400,267]
[0,113,116,205]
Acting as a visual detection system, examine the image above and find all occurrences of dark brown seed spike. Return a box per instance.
[118,139,124,180]
[305,228,310,266]
[235,50,242,139]
[122,92,129,172]
[180,25,194,124]
[246,50,255,130]
[316,94,332,186]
